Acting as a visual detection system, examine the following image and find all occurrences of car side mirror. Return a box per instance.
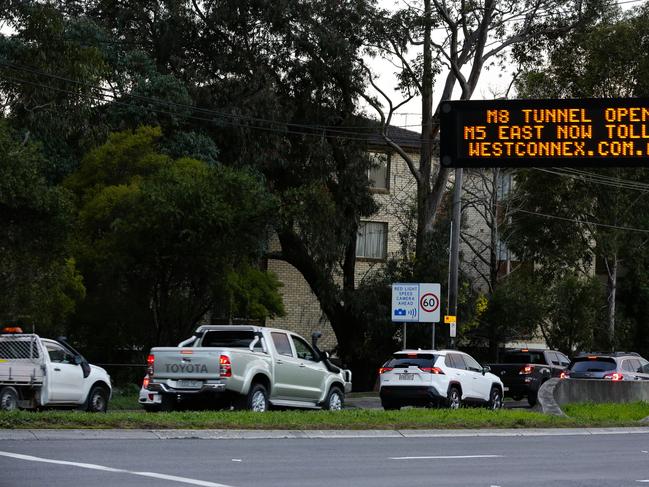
[482,365,490,375]
[73,355,83,365]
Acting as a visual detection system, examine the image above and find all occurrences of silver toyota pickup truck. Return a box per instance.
[140,325,352,412]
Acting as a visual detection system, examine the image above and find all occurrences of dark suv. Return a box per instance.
[564,352,649,381]
[488,349,570,406]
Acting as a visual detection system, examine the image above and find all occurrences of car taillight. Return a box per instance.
[379,367,393,374]
[142,376,150,389]
[219,355,232,377]
[419,367,444,374]
[603,372,623,381]
[519,364,534,375]
[147,354,155,375]
[559,371,569,379]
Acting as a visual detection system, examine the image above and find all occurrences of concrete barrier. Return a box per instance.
[538,378,649,416]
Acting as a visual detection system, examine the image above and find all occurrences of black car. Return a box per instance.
[488,349,570,406]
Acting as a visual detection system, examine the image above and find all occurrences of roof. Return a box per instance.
[363,124,421,150]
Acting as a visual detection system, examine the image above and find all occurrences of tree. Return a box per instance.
[0,118,84,333]
[0,1,409,387]
[542,275,601,355]
[510,4,649,348]
[66,126,282,355]
[469,270,546,359]
[0,2,112,179]
[362,0,611,265]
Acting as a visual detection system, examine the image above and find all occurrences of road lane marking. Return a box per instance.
[390,454,504,460]
[0,450,236,487]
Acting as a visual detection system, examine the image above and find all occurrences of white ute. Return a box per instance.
[0,327,112,412]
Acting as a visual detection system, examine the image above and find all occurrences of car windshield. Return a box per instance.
[570,358,616,372]
[387,354,438,368]
[503,352,545,364]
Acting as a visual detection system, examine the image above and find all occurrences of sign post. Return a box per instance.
[445,315,457,338]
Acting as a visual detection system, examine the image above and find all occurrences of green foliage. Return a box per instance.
[516,5,649,98]
[0,119,83,332]
[510,5,649,351]
[469,271,546,356]
[67,127,280,353]
[0,3,112,179]
[222,267,285,322]
[543,275,602,354]
[1,1,388,387]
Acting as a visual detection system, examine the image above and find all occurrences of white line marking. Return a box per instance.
[390,454,504,460]
[0,450,235,487]
[637,480,649,483]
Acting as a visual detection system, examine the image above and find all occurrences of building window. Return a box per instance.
[356,221,388,260]
[368,152,389,191]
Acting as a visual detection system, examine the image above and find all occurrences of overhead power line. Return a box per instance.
[513,208,649,234]
[531,167,649,192]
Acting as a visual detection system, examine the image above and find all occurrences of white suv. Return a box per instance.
[379,349,504,410]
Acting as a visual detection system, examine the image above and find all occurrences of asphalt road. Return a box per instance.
[2,432,649,487]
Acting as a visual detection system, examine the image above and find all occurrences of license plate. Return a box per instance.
[177,380,202,389]
[399,373,414,380]
[504,386,509,391]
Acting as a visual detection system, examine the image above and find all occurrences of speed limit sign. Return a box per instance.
[418,283,441,322]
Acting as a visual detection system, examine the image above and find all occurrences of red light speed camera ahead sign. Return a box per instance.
[440,98,649,167]
[391,283,441,323]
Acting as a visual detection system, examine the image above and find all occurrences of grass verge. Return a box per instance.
[1,402,648,430]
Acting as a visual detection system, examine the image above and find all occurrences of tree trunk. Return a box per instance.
[414,0,435,259]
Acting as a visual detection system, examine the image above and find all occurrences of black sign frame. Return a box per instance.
[440,98,649,168]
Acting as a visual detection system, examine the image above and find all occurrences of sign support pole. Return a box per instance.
[403,323,407,350]
[432,323,435,351]
[448,167,463,349]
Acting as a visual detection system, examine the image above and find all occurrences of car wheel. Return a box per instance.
[324,386,344,411]
[527,392,538,407]
[447,386,462,409]
[381,399,401,410]
[241,383,269,412]
[511,395,523,401]
[86,386,109,413]
[143,404,161,413]
[488,387,503,410]
[0,387,19,411]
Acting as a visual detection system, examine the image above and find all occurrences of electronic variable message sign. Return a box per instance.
[440,98,649,167]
